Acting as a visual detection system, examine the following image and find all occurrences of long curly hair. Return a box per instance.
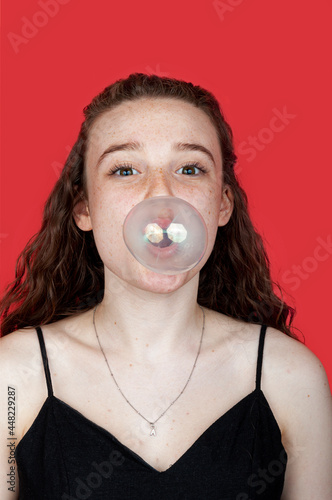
[0,73,298,338]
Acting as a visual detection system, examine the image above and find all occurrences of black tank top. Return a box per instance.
[15,324,287,499]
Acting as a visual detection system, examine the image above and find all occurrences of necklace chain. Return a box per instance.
[92,304,205,436]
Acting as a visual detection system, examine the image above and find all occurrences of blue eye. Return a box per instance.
[108,163,139,176]
[108,162,208,177]
[176,163,207,175]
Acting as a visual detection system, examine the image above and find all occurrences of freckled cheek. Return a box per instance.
[89,195,129,252]
[193,190,221,228]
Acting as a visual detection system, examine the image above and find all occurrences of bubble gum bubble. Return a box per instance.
[123,196,208,275]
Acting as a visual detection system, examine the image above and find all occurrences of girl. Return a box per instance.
[1,73,331,499]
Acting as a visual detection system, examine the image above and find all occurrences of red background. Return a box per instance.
[1,0,331,385]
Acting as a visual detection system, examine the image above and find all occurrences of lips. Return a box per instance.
[153,232,173,248]
[152,217,173,229]
[146,239,179,257]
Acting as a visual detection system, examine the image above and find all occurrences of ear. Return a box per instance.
[218,186,234,227]
[73,199,93,231]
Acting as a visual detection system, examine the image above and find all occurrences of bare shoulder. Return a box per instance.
[205,308,331,433]
[0,310,91,435]
[0,327,48,430]
[264,325,332,433]
[207,307,330,390]
[0,327,41,382]
[0,308,93,357]
[260,324,331,400]
[0,309,94,393]
[0,321,68,379]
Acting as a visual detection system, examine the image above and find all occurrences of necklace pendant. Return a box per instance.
[150,424,156,437]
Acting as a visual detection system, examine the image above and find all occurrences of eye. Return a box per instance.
[107,161,208,177]
[108,163,139,176]
[176,162,207,175]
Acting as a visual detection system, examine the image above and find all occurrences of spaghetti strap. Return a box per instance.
[36,326,54,397]
[255,324,267,391]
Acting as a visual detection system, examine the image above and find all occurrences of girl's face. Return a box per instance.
[75,97,233,293]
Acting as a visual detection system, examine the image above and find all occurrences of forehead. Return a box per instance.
[86,97,221,163]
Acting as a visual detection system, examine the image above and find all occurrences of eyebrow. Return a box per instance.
[95,140,216,167]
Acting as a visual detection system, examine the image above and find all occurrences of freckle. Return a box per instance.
[129,363,133,367]
[307,394,310,397]
[166,443,169,446]
[211,349,215,352]
[136,337,138,340]
[114,321,116,325]
[146,343,149,347]
[172,419,176,422]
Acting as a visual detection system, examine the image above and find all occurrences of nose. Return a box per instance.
[144,168,174,199]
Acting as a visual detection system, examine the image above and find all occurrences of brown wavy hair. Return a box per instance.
[0,73,299,338]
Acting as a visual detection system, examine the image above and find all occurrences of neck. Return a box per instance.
[93,271,204,363]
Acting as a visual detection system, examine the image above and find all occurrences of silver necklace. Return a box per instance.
[92,304,205,437]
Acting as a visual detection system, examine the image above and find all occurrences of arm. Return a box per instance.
[0,327,43,500]
[0,334,21,500]
[280,344,332,499]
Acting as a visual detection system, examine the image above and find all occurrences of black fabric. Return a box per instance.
[15,324,287,499]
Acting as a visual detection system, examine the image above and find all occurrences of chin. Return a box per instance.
[133,268,195,294]
[105,261,199,295]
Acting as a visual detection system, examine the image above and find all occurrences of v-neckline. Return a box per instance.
[16,388,273,474]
